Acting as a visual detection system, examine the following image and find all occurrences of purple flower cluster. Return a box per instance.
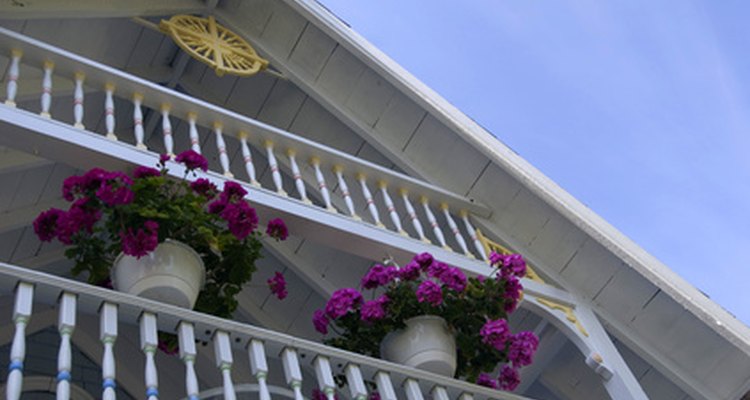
[503,276,523,313]
[439,267,467,292]
[416,280,443,306]
[55,198,101,244]
[190,178,217,198]
[414,252,434,269]
[267,272,288,300]
[476,373,498,389]
[480,319,510,351]
[498,365,520,391]
[313,310,329,334]
[221,202,258,241]
[266,218,288,241]
[361,295,389,322]
[490,251,527,278]
[398,261,421,280]
[120,220,159,259]
[96,174,134,207]
[507,331,538,368]
[33,208,65,242]
[133,166,161,179]
[361,264,397,289]
[324,288,363,319]
[174,150,208,172]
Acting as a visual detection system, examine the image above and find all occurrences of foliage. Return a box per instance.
[33,150,288,319]
[314,252,537,391]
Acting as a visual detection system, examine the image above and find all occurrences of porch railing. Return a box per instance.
[0,261,528,400]
[0,26,494,265]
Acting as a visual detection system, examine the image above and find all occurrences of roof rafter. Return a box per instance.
[0,0,206,20]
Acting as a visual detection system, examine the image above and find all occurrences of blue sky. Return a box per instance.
[319,1,750,325]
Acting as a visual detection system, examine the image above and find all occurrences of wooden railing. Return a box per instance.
[0,26,494,264]
[0,262,528,400]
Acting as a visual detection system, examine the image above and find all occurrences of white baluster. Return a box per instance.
[6,282,33,400]
[214,331,236,400]
[40,60,54,118]
[311,157,335,212]
[248,340,271,400]
[140,313,159,400]
[104,83,117,139]
[72,72,85,129]
[281,348,304,400]
[431,386,450,400]
[378,181,407,235]
[357,173,383,227]
[4,49,22,107]
[178,322,200,400]
[345,364,368,400]
[400,189,429,243]
[403,379,425,400]
[313,356,337,400]
[57,292,76,400]
[332,165,360,220]
[133,93,147,150]
[287,149,311,204]
[238,132,259,186]
[264,140,285,195]
[374,371,397,400]
[215,122,233,178]
[460,210,487,261]
[459,392,474,400]
[187,112,202,154]
[420,196,450,250]
[161,104,174,158]
[441,203,471,257]
[100,302,118,400]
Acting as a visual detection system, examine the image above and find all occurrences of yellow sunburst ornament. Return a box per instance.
[159,15,269,77]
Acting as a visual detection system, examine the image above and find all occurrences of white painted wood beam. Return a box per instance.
[0,0,206,20]
[516,325,567,394]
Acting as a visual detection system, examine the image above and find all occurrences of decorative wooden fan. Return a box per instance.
[159,15,269,77]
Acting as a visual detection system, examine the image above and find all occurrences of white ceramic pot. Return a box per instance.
[111,239,205,309]
[380,315,457,376]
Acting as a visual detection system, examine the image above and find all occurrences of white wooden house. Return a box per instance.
[0,1,749,399]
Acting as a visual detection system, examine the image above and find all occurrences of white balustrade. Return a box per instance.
[214,121,234,178]
[4,48,21,106]
[333,165,359,219]
[357,173,383,227]
[421,197,450,250]
[100,302,118,400]
[345,364,368,400]
[281,348,305,400]
[40,60,54,118]
[404,379,425,400]
[460,210,487,261]
[73,72,85,129]
[459,392,475,400]
[104,83,117,139]
[57,292,76,400]
[239,132,259,186]
[400,189,428,243]
[287,149,311,204]
[213,331,237,400]
[378,181,406,235]
[248,339,271,400]
[140,312,159,400]
[187,112,202,154]
[374,371,398,400]
[313,356,337,400]
[161,103,174,158]
[441,203,471,257]
[178,322,201,400]
[431,386,451,400]
[6,282,33,400]
[264,140,285,195]
[311,157,335,212]
[133,92,147,149]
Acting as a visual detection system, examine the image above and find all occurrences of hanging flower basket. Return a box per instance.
[380,315,456,376]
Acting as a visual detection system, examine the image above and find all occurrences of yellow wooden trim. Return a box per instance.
[160,15,269,77]
[536,297,589,337]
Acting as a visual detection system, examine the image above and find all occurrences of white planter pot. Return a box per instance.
[380,315,457,376]
[111,239,205,309]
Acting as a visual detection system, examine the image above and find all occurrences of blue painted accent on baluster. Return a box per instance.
[102,378,117,390]
[8,360,23,372]
[57,370,71,382]
[146,387,159,398]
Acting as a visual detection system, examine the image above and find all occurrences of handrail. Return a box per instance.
[0,26,489,218]
[0,261,529,400]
